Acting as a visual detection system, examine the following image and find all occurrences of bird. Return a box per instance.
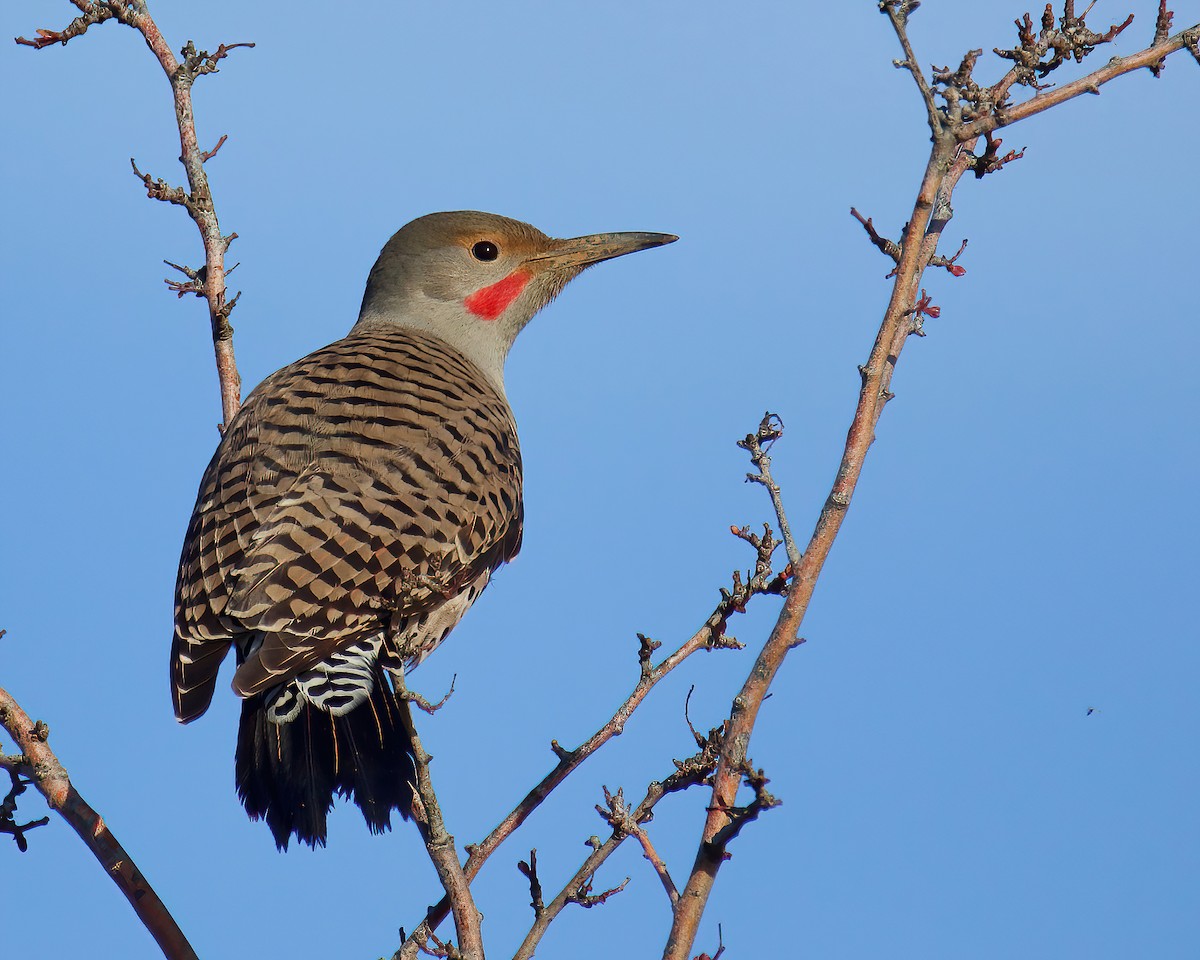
[171,211,676,849]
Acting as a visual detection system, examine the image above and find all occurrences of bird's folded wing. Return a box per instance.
[173,328,523,710]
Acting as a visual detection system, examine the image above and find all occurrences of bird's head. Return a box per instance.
[355,211,676,387]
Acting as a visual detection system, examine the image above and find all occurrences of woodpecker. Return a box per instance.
[172,211,676,848]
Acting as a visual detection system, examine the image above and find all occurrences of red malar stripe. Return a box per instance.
[464,270,531,320]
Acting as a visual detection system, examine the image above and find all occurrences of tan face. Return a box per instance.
[356,211,677,385]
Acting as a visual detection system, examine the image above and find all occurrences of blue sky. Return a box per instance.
[2,2,1197,958]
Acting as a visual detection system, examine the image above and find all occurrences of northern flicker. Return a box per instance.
[171,211,676,849]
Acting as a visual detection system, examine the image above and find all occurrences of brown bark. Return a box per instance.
[663,4,1200,956]
[0,686,198,960]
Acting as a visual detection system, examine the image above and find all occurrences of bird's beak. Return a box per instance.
[528,231,678,270]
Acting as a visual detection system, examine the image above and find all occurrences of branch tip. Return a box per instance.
[516,849,545,917]
[694,923,726,960]
[549,739,575,762]
[15,4,117,50]
[401,675,456,715]
[637,632,662,680]
[200,134,228,162]
[851,207,904,271]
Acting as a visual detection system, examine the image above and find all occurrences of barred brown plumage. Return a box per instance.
[171,211,676,849]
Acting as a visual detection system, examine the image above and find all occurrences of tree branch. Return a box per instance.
[1,765,50,852]
[662,4,1198,957]
[16,0,251,429]
[393,528,788,958]
[628,817,679,908]
[738,414,803,573]
[963,21,1200,139]
[394,673,484,960]
[516,849,546,918]
[514,736,722,960]
[0,683,198,960]
[880,1,944,135]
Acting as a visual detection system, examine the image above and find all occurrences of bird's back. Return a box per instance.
[172,325,524,724]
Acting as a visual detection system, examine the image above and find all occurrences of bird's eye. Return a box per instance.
[472,240,500,262]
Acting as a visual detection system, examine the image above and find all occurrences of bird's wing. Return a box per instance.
[172,328,522,719]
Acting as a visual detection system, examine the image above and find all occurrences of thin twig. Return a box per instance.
[929,237,968,276]
[516,850,545,917]
[514,741,720,960]
[880,1,944,134]
[629,819,679,907]
[1,766,50,852]
[200,133,228,162]
[403,675,457,715]
[568,873,630,908]
[850,207,903,275]
[695,924,726,960]
[595,785,679,905]
[738,414,802,573]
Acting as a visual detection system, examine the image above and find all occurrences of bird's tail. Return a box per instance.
[235,660,415,850]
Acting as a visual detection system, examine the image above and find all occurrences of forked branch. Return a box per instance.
[395,530,790,958]
[662,4,1199,957]
[514,732,724,960]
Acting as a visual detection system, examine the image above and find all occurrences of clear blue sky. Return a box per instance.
[3,2,1197,958]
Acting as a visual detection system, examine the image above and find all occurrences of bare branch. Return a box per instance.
[632,822,679,905]
[16,0,249,429]
[163,259,206,299]
[850,207,903,275]
[929,237,968,277]
[395,531,788,958]
[612,789,681,908]
[516,849,545,918]
[963,15,1200,139]
[179,39,255,78]
[638,632,663,682]
[0,683,198,959]
[567,872,630,908]
[970,131,1026,178]
[200,134,228,162]
[1,766,50,852]
[514,739,721,960]
[513,835,626,958]
[992,6,1134,87]
[853,208,967,279]
[738,414,802,573]
[694,924,726,960]
[14,2,115,48]
[880,1,945,135]
[705,761,782,851]
[392,671,484,960]
[414,930,461,960]
[131,158,194,211]
[663,8,1199,957]
[402,675,458,715]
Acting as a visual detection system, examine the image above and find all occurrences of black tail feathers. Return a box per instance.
[235,661,415,850]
